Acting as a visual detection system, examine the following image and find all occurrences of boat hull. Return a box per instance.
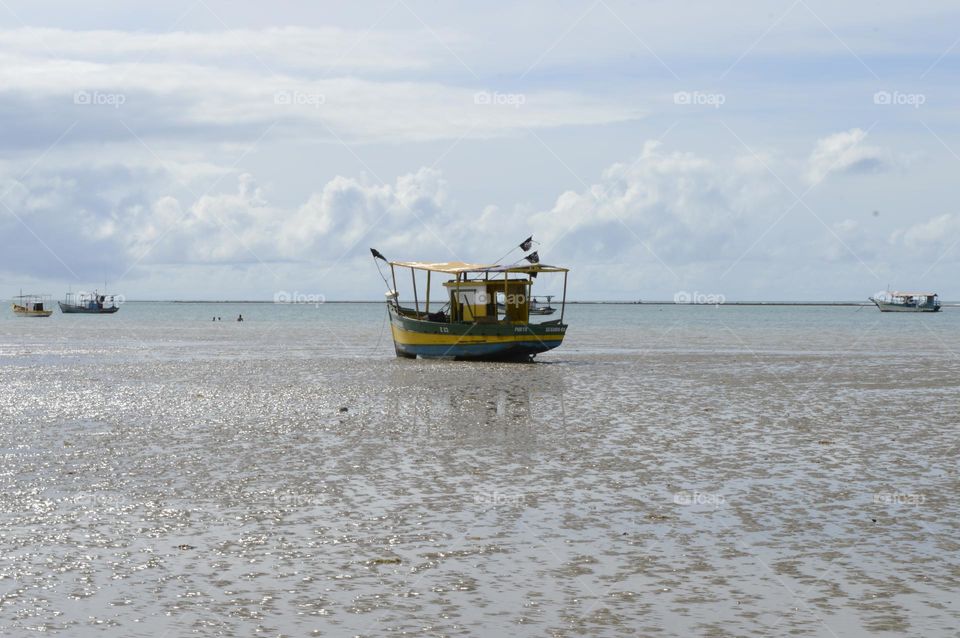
[388,305,566,360]
[58,302,119,314]
[870,300,940,312]
[12,304,52,317]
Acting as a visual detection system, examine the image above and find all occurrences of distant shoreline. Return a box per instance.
[107,300,957,306]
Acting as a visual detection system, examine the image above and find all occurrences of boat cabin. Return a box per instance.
[890,291,939,307]
[444,277,531,322]
[387,260,568,326]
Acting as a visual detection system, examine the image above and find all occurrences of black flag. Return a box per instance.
[519,236,533,251]
[370,248,386,261]
[524,251,539,264]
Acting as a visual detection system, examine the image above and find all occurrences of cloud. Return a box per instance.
[806,128,893,184]
[891,213,960,252]
[0,26,441,73]
[0,134,946,300]
[529,141,779,265]
[0,27,639,148]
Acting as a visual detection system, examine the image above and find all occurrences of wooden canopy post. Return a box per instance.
[425,271,431,314]
[411,268,420,316]
[560,271,568,323]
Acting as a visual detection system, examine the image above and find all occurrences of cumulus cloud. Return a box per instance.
[806,128,893,184]
[529,141,778,265]
[0,136,942,299]
[107,168,451,270]
[891,213,960,252]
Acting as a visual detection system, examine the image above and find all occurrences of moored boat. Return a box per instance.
[371,248,569,361]
[868,291,941,313]
[12,293,53,317]
[529,295,557,316]
[59,291,120,314]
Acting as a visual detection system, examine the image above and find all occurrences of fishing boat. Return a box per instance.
[12,293,53,317]
[58,291,120,314]
[868,291,941,312]
[371,249,568,361]
[530,295,557,316]
[497,294,556,315]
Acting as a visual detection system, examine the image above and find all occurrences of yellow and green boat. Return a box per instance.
[373,253,569,361]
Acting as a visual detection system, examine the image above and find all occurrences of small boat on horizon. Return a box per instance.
[371,247,569,361]
[868,290,941,313]
[59,290,120,314]
[12,293,53,317]
[498,294,556,316]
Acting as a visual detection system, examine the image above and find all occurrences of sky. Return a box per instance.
[1,0,958,301]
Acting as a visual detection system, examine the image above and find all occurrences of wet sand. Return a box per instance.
[1,304,958,636]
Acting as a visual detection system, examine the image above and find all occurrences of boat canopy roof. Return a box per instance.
[390,260,568,274]
[890,291,937,296]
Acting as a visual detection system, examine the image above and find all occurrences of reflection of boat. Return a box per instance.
[59,291,120,314]
[373,253,569,361]
[12,293,53,317]
[869,291,941,313]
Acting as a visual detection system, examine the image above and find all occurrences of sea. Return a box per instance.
[1,302,958,637]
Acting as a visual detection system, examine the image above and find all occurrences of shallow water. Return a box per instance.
[1,303,959,636]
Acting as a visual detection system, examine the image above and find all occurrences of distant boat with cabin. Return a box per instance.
[59,291,120,314]
[370,243,568,361]
[498,294,556,316]
[868,291,941,312]
[12,293,53,317]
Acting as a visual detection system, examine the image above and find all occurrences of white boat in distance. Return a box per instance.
[868,291,941,312]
